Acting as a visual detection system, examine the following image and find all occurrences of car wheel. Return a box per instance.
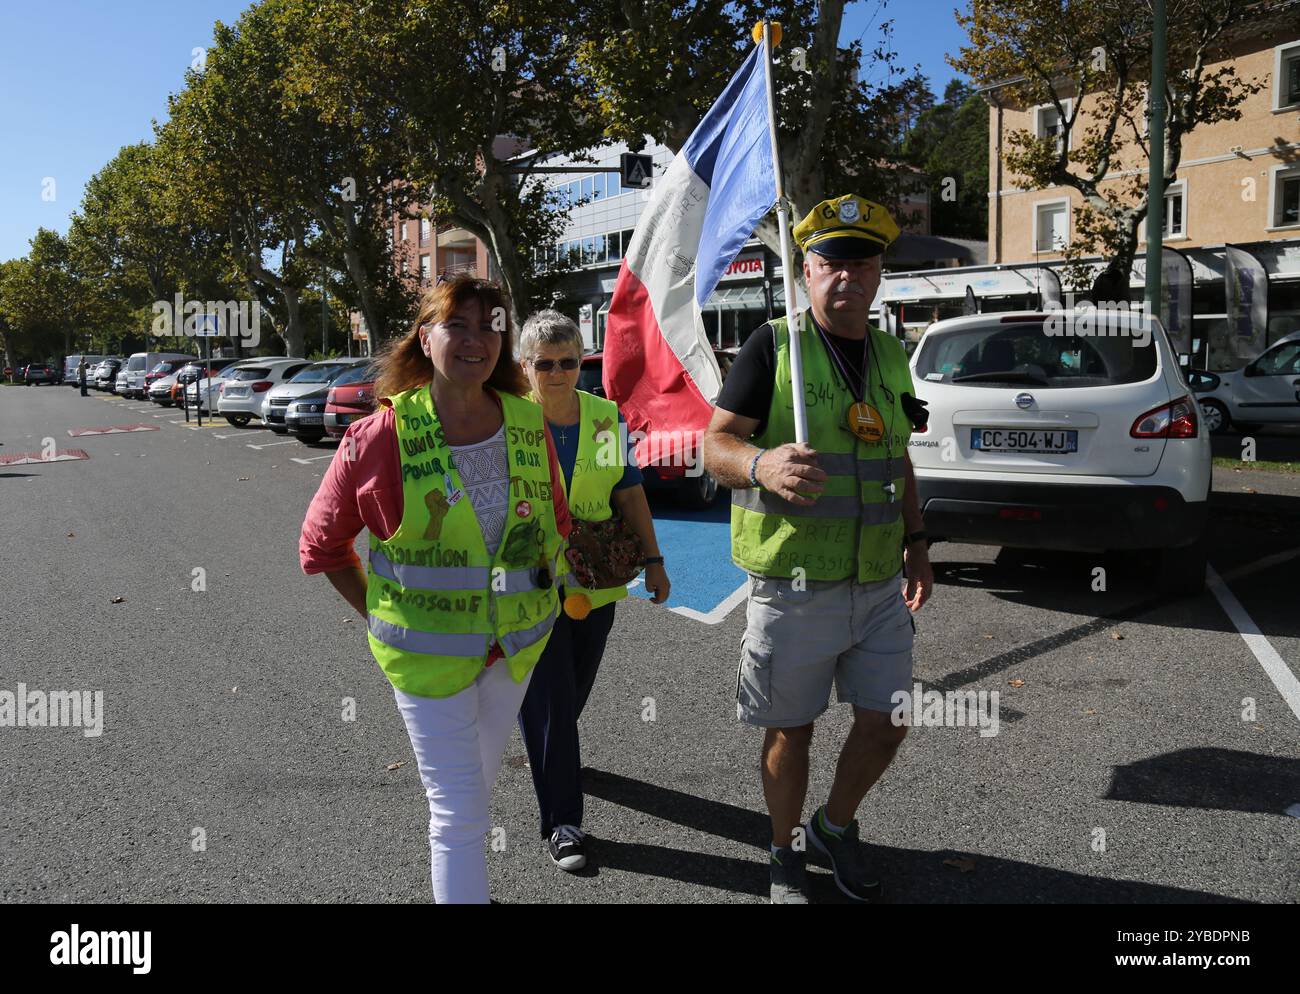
[677,469,719,509]
[298,432,325,445]
[1198,399,1230,435]
[1157,535,1207,597]
[270,426,288,435]
[224,415,251,428]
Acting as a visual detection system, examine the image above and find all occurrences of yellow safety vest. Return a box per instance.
[366,386,564,698]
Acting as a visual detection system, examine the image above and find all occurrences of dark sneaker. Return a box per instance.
[769,845,810,904]
[806,807,881,902]
[548,825,587,872]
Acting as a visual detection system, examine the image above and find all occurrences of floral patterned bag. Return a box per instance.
[564,513,644,590]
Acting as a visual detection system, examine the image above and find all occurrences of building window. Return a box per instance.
[609,171,622,197]
[420,254,430,283]
[1034,99,1072,154]
[400,221,408,242]
[1034,199,1069,252]
[1163,180,1186,238]
[386,228,393,250]
[1273,40,1300,111]
[581,176,593,202]
[1270,165,1300,228]
[401,257,409,275]
[420,218,430,243]
[592,173,605,199]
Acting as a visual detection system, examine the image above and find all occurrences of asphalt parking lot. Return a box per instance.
[2,385,1298,904]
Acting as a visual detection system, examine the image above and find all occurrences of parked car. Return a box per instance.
[185,358,267,414]
[577,349,733,508]
[264,359,367,435]
[907,310,1211,595]
[324,363,378,439]
[119,352,194,399]
[1190,331,1300,434]
[145,358,198,403]
[93,358,124,390]
[63,354,105,385]
[216,358,312,427]
[24,363,59,385]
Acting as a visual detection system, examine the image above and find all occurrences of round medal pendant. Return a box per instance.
[846,401,885,442]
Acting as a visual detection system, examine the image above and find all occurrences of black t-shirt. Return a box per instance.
[716,318,872,436]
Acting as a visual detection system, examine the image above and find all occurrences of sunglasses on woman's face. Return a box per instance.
[530,358,580,372]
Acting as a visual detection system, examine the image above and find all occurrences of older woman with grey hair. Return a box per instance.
[515,308,670,872]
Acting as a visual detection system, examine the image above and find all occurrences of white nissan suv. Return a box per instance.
[907,309,1211,595]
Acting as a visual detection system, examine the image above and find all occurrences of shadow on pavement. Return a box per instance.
[1106,748,1300,817]
[583,768,1245,903]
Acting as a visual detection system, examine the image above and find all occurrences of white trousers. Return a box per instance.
[392,662,533,904]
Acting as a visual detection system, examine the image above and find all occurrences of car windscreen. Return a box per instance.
[914,321,1157,388]
[127,356,147,371]
[230,367,271,381]
[290,363,350,384]
[330,364,376,387]
[577,362,603,395]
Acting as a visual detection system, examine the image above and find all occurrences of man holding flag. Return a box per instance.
[702,197,933,904]
[603,24,932,903]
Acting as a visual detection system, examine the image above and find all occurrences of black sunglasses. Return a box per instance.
[530,358,580,371]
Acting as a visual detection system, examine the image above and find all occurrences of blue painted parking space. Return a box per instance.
[628,494,748,624]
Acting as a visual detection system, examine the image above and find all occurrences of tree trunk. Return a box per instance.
[283,291,305,357]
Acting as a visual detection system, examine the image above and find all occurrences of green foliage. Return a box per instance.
[903,82,989,238]
[951,0,1268,275]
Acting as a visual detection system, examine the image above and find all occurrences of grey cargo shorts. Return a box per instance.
[735,571,914,727]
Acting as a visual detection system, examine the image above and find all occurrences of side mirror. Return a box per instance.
[1242,362,1258,377]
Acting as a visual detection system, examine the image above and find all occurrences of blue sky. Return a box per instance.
[0,0,972,262]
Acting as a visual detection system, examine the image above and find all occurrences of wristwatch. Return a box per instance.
[904,530,928,547]
[643,556,665,566]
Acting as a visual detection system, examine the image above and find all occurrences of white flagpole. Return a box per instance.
[759,20,808,445]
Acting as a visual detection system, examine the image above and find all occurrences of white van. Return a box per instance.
[119,351,195,399]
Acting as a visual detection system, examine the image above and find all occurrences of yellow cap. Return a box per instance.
[793,195,900,259]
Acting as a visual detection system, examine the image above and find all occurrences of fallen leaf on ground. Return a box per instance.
[386,761,406,772]
[110,596,125,604]
[67,532,74,538]
[343,618,354,624]
[1110,630,1125,640]
[1242,486,1257,494]
[982,633,994,639]
[1083,708,1098,715]
[943,857,976,873]
[1008,678,1025,688]
[237,476,250,481]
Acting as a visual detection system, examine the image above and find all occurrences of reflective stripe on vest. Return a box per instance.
[368,615,489,657]
[732,488,903,524]
[369,548,540,594]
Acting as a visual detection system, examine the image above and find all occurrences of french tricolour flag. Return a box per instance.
[603,44,776,465]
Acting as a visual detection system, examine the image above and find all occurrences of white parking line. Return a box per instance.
[668,582,748,625]
[1207,564,1300,725]
[245,440,296,450]
[1220,546,1300,584]
[290,454,334,465]
[212,432,245,439]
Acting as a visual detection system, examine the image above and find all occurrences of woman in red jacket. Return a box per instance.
[300,277,571,903]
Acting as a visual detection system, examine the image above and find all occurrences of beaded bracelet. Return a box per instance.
[748,448,766,489]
